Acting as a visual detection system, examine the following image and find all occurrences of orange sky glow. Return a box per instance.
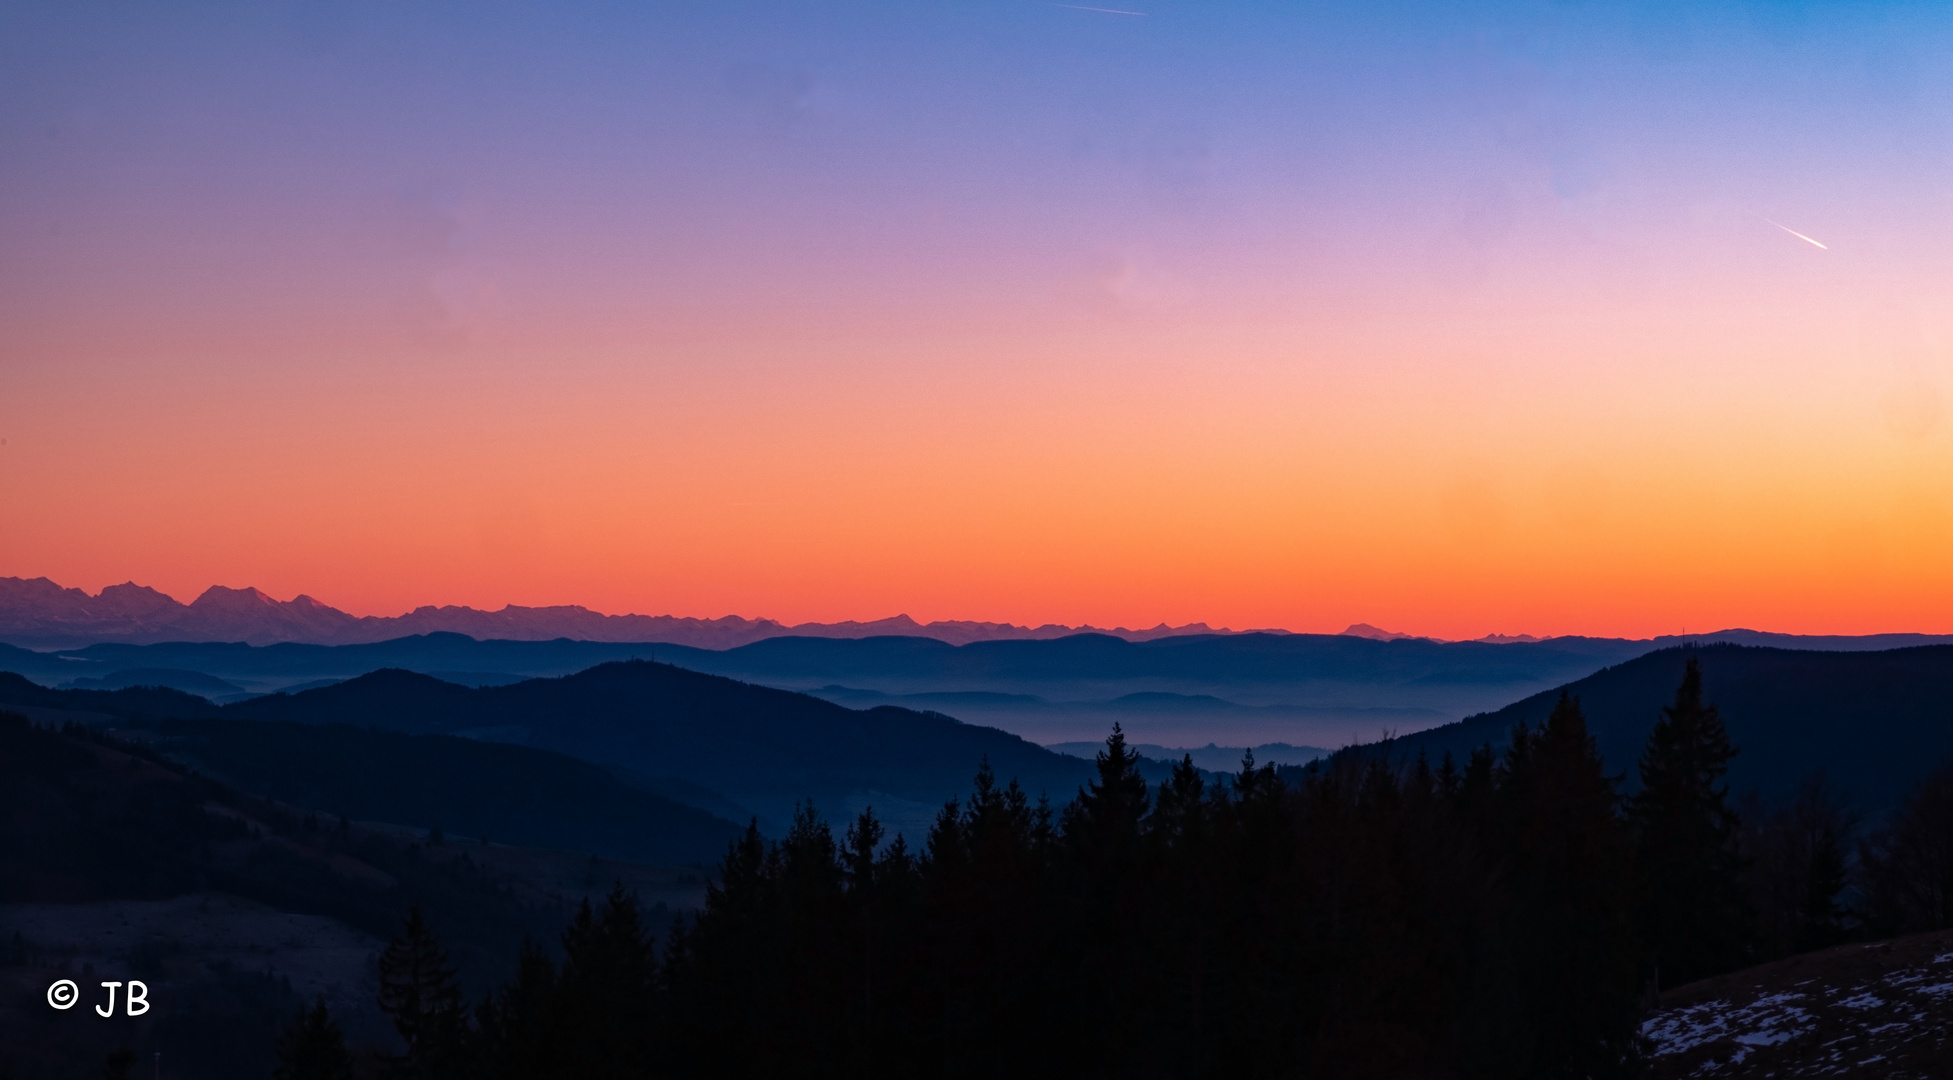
[4,2,1950,641]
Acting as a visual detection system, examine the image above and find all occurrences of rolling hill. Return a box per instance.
[141,719,746,866]
[0,630,1656,748]
[0,709,709,1080]
[223,661,1097,837]
[1353,644,1953,816]
[0,670,744,865]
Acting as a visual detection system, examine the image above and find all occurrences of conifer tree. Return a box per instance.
[1798,824,1850,951]
[1066,723,1150,849]
[842,807,887,1062]
[552,885,659,1079]
[1500,694,1641,1078]
[1434,750,1461,801]
[1150,753,1213,1053]
[466,718,1679,1078]
[1859,764,1953,934]
[472,941,559,1080]
[1151,754,1209,850]
[1055,725,1155,1073]
[1630,657,1753,986]
[377,907,467,1080]
[661,819,779,1074]
[274,996,356,1080]
[1745,773,1856,956]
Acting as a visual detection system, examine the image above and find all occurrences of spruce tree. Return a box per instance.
[1151,754,1209,849]
[472,941,559,1080]
[1057,725,1153,1074]
[552,885,659,1080]
[1630,657,1753,986]
[1067,724,1150,847]
[1140,755,1217,1074]
[377,907,467,1080]
[274,996,356,1080]
[1859,764,1953,934]
[842,807,886,1064]
[1797,825,1850,952]
[1499,693,1641,1078]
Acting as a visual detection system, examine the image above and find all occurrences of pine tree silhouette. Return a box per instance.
[471,939,559,1080]
[486,720,1668,1078]
[1860,764,1953,934]
[1066,723,1150,849]
[378,907,467,1080]
[552,884,659,1079]
[1630,657,1753,986]
[1501,693,1642,1078]
[274,996,356,1080]
[1798,824,1850,951]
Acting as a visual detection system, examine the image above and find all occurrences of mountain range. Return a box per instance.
[0,629,1655,748]
[14,621,1953,751]
[219,662,1099,838]
[0,576,1241,649]
[10,576,1952,658]
[0,660,1103,843]
[9,634,1953,1079]
[17,637,1952,841]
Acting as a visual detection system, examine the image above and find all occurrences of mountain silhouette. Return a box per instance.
[223,661,1097,838]
[649,631,1648,685]
[60,668,244,695]
[1345,643,1953,815]
[14,575,1946,654]
[1340,622,1420,641]
[153,717,746,865]
[0,575,1236,649]
[21,629,1953,752]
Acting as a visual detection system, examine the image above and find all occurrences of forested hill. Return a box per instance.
[3,629,1648,698]
[1351,644,1953,813]
[226,660,1096,833]
[0,670,220,721]
[651,630,1644,683]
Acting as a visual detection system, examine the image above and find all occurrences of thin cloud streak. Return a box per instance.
[1764,218,1829,250]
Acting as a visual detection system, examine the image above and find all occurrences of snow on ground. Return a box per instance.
[1643,932,1953,1078]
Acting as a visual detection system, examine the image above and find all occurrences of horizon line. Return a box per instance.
[5,575,1953,646]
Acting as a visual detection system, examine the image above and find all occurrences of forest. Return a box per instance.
[254,657,1953,1079]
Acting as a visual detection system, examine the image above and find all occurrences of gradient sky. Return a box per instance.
[2,0,1950,639]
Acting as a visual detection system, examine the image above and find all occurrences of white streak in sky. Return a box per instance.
[1764,218,1828,250]
[1058,4,1148,14]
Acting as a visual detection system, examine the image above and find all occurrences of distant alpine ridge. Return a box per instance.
[6,575,1951,652]
[0,576,1249,649]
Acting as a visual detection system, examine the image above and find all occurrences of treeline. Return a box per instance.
[281,658,1936,1078]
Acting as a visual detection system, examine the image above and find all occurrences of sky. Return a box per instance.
[2,0,1950,639]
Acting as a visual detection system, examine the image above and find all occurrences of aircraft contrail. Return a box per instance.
[1763,217,1828,250]
[1058,4,1148,14]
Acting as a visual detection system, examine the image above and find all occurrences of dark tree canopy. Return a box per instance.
[1861,763,1953,935]
[377,907,467,1080]
[1630,658,1754,987]
[371,715,1687,1079]
[288,654,1953,1078]
[273,997,356,1080]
